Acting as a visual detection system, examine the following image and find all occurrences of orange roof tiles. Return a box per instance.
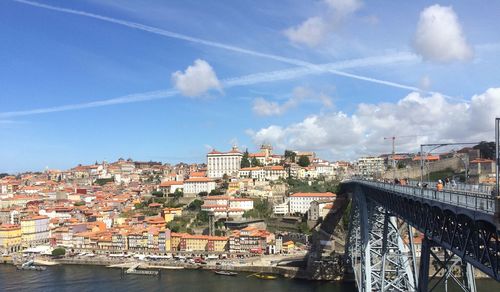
[160,181,184,187]
[290,192,336,198]
[185,177,214,183]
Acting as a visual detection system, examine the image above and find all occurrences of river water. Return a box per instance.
[0,265,498,291]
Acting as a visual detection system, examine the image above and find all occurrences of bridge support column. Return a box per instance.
[417,237,431,292]
[418,238,477,292]
[347,187,417,291]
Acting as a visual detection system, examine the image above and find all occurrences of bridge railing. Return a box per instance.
[406,180,494,195]
[350,179,496,215]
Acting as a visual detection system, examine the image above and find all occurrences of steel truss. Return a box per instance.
[418,237,476,292]
[346,187,417,291]
[360,184,500,282]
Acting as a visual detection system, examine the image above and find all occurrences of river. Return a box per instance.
[0,265,498,291]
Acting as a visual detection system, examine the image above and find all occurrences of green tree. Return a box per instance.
[187,199,203,212]
[172,189,183,199]
[243,198,272,219]
[196,211,210,223]
[298,155,311,167]
[94,177,114,186]
[151,191,164,197]
[241,149,251,168]
[73,201,85,207]
[209,189,223,196]
[298,222,311,235]
[284,150,296,162]
[473,141,496,160]
[52,247,66,257]
[251,157,262,167]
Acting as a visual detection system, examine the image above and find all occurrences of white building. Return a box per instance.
[289,192,336,214]
[248,144,283,166]
[207,147,243,178]
[238,166,286,181]
[273,200,289,215]
[201,196,254,218]
[229,198,254,210]
[357,157,385,176]
[183,177,216,195]
[314,163,336,177]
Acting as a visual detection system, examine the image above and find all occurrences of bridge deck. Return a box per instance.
[351,179,496,215]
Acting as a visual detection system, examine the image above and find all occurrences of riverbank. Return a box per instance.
[54,257,309,279]
[1,255,314,280]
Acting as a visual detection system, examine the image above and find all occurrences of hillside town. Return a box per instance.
[0,142,496,273]
[0,145,348,259]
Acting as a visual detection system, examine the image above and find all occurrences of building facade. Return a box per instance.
[288,192,336,214]
[0,224,22,252]
[20,215,50,247]
[357,157,385,176]
[183,177,216,195]
[207,147,243,178]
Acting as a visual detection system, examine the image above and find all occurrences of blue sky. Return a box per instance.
[1,0,500,172]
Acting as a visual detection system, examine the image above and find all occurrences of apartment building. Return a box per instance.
[357,156,385,176]
[289,192,336,214]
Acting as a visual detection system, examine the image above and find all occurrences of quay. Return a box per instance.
[119,263,161,278]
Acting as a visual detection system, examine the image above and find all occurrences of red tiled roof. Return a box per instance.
[186,177,213,183]
[290,192,336,198]
[160,181,184,187]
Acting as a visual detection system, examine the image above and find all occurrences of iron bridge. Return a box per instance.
[342,179,500,292]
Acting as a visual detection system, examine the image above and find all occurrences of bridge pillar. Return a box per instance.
[418,238,477,292]
[417,237,431,292]
[347,187,417,292]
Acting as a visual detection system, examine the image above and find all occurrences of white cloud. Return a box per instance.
[283,0,363,47]
[171,59,221,97]
[252,87,333,116]
[253,98,283,116]
[419,75,431,90]
[324,0,363,16]
[414,5,473,62]
[249,88,500,159]
[284,17,329,47]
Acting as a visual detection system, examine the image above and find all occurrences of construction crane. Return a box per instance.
[383,135,420,178]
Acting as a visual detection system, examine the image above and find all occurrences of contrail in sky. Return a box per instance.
[12,0,442,96]
[0,90,177,118]
[0,53,420,118]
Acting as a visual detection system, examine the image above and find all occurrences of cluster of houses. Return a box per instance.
[0,144,349,256]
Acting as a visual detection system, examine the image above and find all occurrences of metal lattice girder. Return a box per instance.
[342,182,500,282]
[346,187,418,292]
[418,237,476,292]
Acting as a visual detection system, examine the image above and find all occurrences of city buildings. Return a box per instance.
[201,196,254,218]
[183,177,216,195]
[238,165,286,181]
[206,146,243,178]
[20,215,50,248]
[356,157,385,176]
[248,144,283,166]
[229,226,274,254]
[288,192,336,214]
[0,224,22,253]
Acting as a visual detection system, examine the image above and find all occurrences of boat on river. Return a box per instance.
[252,273,277,280]
[214,270,238,276]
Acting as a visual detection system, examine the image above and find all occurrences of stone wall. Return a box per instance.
[382,157,464,179]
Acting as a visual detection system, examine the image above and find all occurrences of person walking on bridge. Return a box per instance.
[436,180,444,191]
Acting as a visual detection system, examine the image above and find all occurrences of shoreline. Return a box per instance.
[1,256,315,281]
